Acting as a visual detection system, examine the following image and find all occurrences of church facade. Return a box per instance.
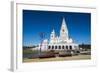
[39,18,79,52]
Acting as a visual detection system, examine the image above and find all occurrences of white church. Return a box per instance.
[38,18,79,52]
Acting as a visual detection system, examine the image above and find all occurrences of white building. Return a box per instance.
[39,18,79,51]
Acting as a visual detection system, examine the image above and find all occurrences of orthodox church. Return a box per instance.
[39,18,79,51]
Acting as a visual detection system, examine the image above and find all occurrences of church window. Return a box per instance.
[59,46,61,49]
[55,46,57,49]
[62,45,64,49]
[48,46,51,49]
[66,46,68,49]
[69,46,72,50]
[62,29,65,32]
[52,46,54,49]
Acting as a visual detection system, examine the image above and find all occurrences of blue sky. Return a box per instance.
[23,10,91,46]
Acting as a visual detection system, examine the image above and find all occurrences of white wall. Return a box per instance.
[0,0,100,73]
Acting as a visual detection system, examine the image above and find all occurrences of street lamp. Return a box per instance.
[39,32,45,56]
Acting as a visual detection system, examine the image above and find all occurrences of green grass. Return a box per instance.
[23,50,39,54]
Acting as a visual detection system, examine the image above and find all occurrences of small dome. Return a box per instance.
[69,38,73,43]
[43,39,48,43]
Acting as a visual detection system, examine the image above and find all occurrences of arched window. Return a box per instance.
[52,46,54,49]
[59,46,61,49]
[63,29,65,32]
[55,46,57,49]
[62,45,64,49]
[66,46,68,49]
[48,46,51,49]
[69,46,72,50]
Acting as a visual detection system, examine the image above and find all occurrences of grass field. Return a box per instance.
[23,54,91,63]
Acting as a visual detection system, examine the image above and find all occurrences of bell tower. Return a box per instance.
[50,29,56,44]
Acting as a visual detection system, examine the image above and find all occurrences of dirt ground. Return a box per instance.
[23,54,91,63]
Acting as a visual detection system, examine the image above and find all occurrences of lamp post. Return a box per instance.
[39,32,45,56]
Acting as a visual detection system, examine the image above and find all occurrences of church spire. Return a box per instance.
[61,18,68,33]
[60,18,69,41]
[52,29,55,34]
